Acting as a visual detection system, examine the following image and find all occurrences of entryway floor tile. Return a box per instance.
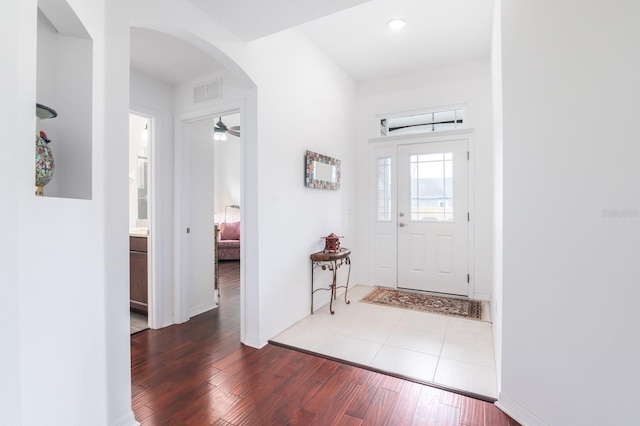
[271,284,497,399]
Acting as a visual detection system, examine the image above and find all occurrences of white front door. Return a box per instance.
[396,140,469,295]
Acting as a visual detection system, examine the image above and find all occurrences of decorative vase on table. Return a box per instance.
[35,103,57,196]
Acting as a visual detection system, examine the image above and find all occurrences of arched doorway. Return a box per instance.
[128,25,259,344]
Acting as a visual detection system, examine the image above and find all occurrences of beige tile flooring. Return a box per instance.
[272,285,497,399]
[130,311,149,335]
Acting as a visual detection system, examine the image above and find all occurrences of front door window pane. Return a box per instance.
[409,152,453,221]
[376,157,392,221]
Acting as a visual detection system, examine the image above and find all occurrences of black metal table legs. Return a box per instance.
[311,250,351,315]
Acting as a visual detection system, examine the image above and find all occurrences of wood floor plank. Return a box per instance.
[270,359,340,424]
[459,396,485,426]
[130,404,156,422]
[131,261,520,426]
[286,408,316,425]
[230,349,299,399]
[176,386,238,425]
[220,390,290,425]
[485,402,514,426]
[309,381,361,425]
[303,363,358,414]
[293,357,340,403]
[410,384,443,425]
[380,373,411,392]
[385,379,423,425]
[273,353,325,398]
[344,371,385,419]
[441,388,463,408]
[361,387,399,425]
[336,414,364,426]
[436,402,462,426]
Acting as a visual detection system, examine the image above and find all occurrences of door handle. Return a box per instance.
[399,222,407,227]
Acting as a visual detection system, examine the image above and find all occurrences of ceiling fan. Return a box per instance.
[213,117,240,141]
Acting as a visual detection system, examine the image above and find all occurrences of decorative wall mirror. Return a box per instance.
[305,150,341,190]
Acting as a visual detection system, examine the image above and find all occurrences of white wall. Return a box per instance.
[498,1,640,424]
[0,0,28,422]
[247,29,357,343]
[130,68,176,328]
[0,0,135,424]
[174,71,251,113]
[354,59,494,299]
[490,0,503,392]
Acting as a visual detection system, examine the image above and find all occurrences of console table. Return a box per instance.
[310,248,351,314]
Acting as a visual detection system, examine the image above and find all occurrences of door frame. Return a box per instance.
[174,100,245,324]
[368,128,476,297]
[130,105,159,329]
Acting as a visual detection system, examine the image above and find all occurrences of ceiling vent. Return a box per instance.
[194,78,222,104]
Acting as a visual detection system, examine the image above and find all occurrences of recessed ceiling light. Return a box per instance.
[387,18,407,31]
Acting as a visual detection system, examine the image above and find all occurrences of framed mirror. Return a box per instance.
[305,150,341,190]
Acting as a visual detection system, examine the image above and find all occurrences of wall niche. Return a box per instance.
[36,0,93,199]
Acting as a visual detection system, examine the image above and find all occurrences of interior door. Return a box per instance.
[186,119,216,316]
[397,140,468,295]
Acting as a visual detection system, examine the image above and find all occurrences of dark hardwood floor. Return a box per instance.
[131,260,519,425]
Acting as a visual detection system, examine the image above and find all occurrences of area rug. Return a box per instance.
[361,287,482,320]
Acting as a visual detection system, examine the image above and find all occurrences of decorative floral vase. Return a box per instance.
[35,131,55,194]
[35,103,57,196]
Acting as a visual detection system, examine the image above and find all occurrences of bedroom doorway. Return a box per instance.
[179,110,242,321]
[212,112,241,304]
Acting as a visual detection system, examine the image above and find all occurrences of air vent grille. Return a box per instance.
[194,78,222,104]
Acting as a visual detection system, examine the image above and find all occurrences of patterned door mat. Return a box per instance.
[360,287,483,320]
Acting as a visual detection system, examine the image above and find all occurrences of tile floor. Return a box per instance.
[272,285,497,399]
[130,311,149,335]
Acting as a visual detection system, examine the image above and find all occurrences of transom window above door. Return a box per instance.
[379,108,465,137]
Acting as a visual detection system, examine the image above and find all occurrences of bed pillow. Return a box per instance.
[220,221,240,240]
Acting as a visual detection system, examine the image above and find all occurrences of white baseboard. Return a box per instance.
[242,333,266,349]
[495,392,550,426]
[190,301,217,318]
[111,410,139,426]
[472,292,491,301]
[158,315,175,329]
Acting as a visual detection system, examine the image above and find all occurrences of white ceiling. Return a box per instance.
[130,0,493,84]
[300,0,494,81]
[184,0,371,41]
[130,27,224,85]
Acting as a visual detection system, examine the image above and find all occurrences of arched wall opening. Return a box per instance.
[127,22,260,347]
